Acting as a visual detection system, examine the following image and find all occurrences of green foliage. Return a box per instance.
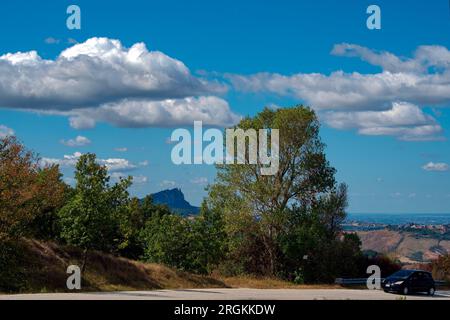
[1,105,369,287]
[141,202,227,274]
[293,268,305,284]
[58,153,132,254]
[192,202,228,273]
[141,213,195,271]
[0,241,27,292]
[207,106,352,279]
[363,253,401,278]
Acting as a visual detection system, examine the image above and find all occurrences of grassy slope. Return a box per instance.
[3,239,335,294]
[6,239,225,293]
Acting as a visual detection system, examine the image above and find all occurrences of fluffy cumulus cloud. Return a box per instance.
[60,135,91,147]
[40,152,142,172]
[65,96,240,129]
[110,172,148,184]
[422,162,449,172]
[322,102,444,141]
[227,44,450,140]
[228,44,450,111]
[0,37,238,128]
[0,125,14,138]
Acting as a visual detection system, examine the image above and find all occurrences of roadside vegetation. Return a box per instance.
[1,106,415,293]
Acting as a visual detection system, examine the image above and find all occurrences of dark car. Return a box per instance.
[382,270,435,295]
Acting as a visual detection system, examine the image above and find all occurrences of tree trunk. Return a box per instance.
[263,227,277,276]
[81,248,88,273]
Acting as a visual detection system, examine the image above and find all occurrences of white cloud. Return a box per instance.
[64,96,240,129]
[0,125,14,138]
[132,175,149,184]
[331,43,422,73]
[40,152,139,172]
[322,102,444,141]
[332,43,450,73]
[45,37,60,44]
[69,116,96,130]
[101,158,137,172]
[227,68,450,112]
[226,43,450,140]
[0,37,238,128]
[63,177,76,186]
[110,172,148,184]
[114,147,128,152]
[41,152,82,168]
[60,135,91,147]
[139,160,149,166]
[160,180,176,188]
[228,44,450,111]
[0,37,220,111]
[190,177,208,185]
[422,162,449,172]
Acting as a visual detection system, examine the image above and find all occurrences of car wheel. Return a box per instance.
[402,286,409,295]
[428,287,435,296]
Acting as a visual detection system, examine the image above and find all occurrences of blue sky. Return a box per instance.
[0,0,450,213]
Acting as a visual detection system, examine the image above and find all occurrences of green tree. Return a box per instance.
[141,213,196,271]
[191,202,227,274]
[207,106,338,275]
[58,153,131,271]
[141,202,227,274]
[116,195,172,259]
[278,199,361,283]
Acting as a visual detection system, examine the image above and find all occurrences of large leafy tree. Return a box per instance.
[0,136,66,241]
[207,106,343,275]
[58,153,131,271]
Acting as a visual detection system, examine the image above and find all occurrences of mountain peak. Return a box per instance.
[151,188,199,216]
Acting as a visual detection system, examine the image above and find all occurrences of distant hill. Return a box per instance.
[151,188,200,216]
[357,230,450,264]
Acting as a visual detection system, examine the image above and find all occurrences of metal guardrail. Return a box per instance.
[335,278,446,286]
[335,278,381,285]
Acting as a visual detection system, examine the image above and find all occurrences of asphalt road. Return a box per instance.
[1,289,450,300]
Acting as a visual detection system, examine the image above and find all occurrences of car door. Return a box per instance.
[409,272,420,292]
[423,272,433,290]
[415,272,427,292]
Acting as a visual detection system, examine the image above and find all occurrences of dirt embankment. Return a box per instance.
[357,230,450,264]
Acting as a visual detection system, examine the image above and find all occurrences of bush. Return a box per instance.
[141,203,226,274]
[431,254,450,282]
[361,253,401,278]
[0,241,27,292]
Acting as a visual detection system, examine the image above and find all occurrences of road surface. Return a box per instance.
[1,289,450,300]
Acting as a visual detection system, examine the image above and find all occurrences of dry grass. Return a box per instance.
[13,239,225,293]
[5,239,339,293]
